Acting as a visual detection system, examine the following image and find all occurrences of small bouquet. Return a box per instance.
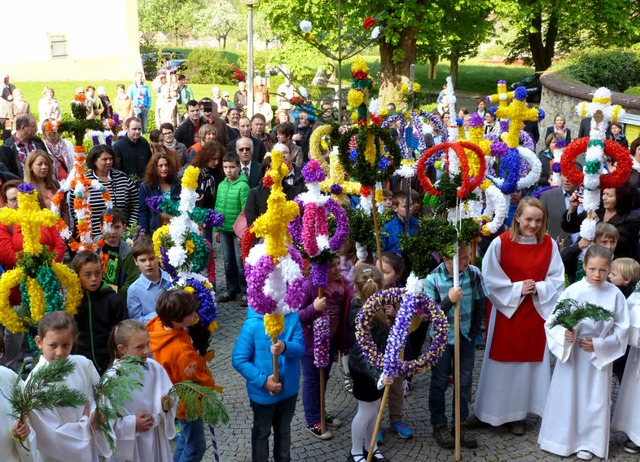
[122,222,145,247]
[549,299,614,330]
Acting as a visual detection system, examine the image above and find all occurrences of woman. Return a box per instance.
[138,152,181,234]
[149,129,182,170]
[114,83,133,120]
[226,107,241,142]
[211,87,228,117]
[192,141,225,243]
[472,197,564,435]
[41,118,74,182]
[536,132,565,187]
[608,122,629,148]
[628,137,640,199]
[69,145,138,236]
[155,85,178,128]
[38,86,61,125]
[562,183,640,259]
[186,124,218,164]
[545,114,571,143]
[23,150,60,210]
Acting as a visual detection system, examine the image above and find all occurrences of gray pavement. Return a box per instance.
[204,245,635,462]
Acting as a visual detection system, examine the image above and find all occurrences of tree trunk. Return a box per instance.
[528,11,555,72]
[429,55,439,80]
[449,47,459,89]
[378,26,418,105]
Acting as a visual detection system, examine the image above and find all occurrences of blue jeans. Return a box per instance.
[219,230,245,295]
[250,394,297,462]
[134,107,149,134]
[174,418,206,462]
[300,345,335,426]
[429,337,475,426]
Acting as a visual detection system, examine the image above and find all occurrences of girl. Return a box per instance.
[538,245,629,461]
[0,361,32,461]
[108,319,176,462]
[28,311,111,461]
[24,150,60,209]
[348,264,393,462]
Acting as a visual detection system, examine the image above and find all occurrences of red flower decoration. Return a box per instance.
[351,70,369,81]
[262,175,274,188]
[363,16,375,29]
[370,114,382,125]
[232,66,246,82]
[290,96,305,106]
[560,137,633,190]
[241,228,256,263]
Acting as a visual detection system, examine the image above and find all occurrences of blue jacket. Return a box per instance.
[232,308,305,405]
[382,214,419,254]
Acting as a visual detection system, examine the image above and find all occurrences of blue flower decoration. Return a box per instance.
[514,86,528,101]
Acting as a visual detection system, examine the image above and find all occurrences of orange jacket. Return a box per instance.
[147,316,215,419]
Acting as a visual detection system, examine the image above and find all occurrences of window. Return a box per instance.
[49,34,67,59]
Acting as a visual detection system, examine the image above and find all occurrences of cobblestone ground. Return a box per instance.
[202,249,635,462]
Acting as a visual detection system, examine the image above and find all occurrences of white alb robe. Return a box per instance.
[475,235,564,425]
[0,366,35,461]
[108,358,176,462]
[27,355,112,462]
[611,291,640,444]
[538,279,629,459]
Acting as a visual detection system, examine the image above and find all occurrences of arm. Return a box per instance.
[282,315,306,359]
[560,206,586,234]
[591,290,630,370]
[244,188,259,227]
[532,240,566,319]
[232,321,267,388]
[239,183,250,209]
[481,237,525,318]
[126,284,146,322]
[126,177,139,226]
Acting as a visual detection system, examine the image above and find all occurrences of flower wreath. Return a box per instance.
[337,125,402,186]
[479,179,508,236]
[381,110,448,160]
[487,145,541,194]
[355,286,448,377]
[309,124,333,172]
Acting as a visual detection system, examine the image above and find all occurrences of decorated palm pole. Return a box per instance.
[245,145,306,381]
[288,159,349,433]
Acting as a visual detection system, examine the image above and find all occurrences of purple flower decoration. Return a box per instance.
[330,184,343,195]
[91,136,100,146]
[497,148,522,194]
[383,292,417,378]
[146,196,164,213]
[302,159,326,183]
[555,139,566,149]
[17,183,35,194]
[520,130,535,151]
[284,274,306,309]
[288,203,303,243]
[490,141,508,158]
[514,86,528,101]
[489,105,498,117]
[112,114,120,126]
[498,79,506,85]
[325,198,349,252]
[310,260,330,288]
[533,185,554,199]
[499,120,509,134]
[204,210,225,228]
[552,162,562,173]
[159,246,177,279]
[105,135,113,147]
[246,255,277,315]
[185,277,217,327]
[313,311,330,368]
[349,149,358,163]
[468,112,484,129]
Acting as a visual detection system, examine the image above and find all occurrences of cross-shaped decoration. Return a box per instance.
[576,87,624,140]
[494,85,542,149]
[486,80,515,113]
[319,148,361,202]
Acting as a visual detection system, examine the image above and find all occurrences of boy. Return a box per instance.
[127,236,172,323]
[148,290,216,462]
[95,208,139,298]
[609,257,640,298]
[424,243,486,450]
[232,307,306,462]
[382,189,393,211]
[214,152,249,303]
[381,191,419,254]
[561,223,619,284]
[72,251,128,375]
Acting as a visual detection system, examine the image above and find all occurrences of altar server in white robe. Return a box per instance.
[0,365,34,461]
[538,245,629,461]
[474,197,564,434]
[28,311,113,462]
[108,320,176,462]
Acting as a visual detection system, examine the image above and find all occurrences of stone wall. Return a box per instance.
[537,72,640,151]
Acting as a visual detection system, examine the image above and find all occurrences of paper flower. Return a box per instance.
[299,20,312,32]
[362,16,375,29]
[371,26,382,39]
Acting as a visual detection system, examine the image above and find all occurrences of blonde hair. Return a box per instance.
[510,196,548,244]
[109,319,148,359]
[24,149,59,193]
[611,258,640,286]
[352,264,385,324]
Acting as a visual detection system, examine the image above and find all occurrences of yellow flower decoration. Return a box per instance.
[208,320,219,333]
[303,32,316,41]
[153,224,170,259]
[184,286,196,294]
[0,268,25,333]
[51,263,82,316]
[413,82,421,93]
[348,89,364,108]
[493,88,541,149]
[364,133,376,165]
[351,57,369,74]
[309,124,332,172]
[185,240,195,254]
[480,179,493,191]
[487,81,515,112]
[350,112,359,123]
[264,313,285,338]
[375,186,384,204]
[0,190,57,255]
[26,277,46,323]
[379,108,388,117]
[182,166,200,190]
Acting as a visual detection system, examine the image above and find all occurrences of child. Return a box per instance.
[410,189,422,218]
[561,222,619,284]
[425,243,485,450]
[382,189,393,212]
[232,307,306,462]
[127,236,172,323]
[381,191,418,254]
[147,289,216,462]
[538,245,629,461]
[214,152,249,303]
[95,208,140,299]
[28,311,111,461]
[73,251,128,375]
[348,264,393,462]
[297,256,352,439]
[108,319,176,462]
[0,362,32,461]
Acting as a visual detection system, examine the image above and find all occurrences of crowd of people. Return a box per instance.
[1,69,640,462]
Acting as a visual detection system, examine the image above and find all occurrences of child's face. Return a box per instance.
[608,267,629,287]
[381,260,399,288]
[36,329,75,361]
[444,246,471,275]
[583,256,610,286]
[595,235,617,253]
[223,161,240,181]
[383,196,393,211]
[411,201,420,216]
[118,330,151,361]
[135,252,160,280]
[611,125,621,136]
[328,258,341,282]
[103,220,125,246]
[78,261,103,292]
[393,201,410,220]
[171,312,198,330]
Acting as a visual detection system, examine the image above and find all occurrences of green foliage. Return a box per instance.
[436,173,478,213]
[625,86,640,96]
[138,0,205,46]
[185,48,235,85]
[549,299,614,330]
[344,206,387,249]
[168,380,229,425]
[93,356,145,451]
[558,48,640,93]
[6,359,87,421]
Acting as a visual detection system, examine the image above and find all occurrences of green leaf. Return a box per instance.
[549,298,614,330]
[168,380,229,425]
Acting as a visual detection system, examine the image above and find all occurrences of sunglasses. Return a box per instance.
[238,147,251,152]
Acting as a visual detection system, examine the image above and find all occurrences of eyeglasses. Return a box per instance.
[237,147,251,152]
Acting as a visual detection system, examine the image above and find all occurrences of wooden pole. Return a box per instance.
[318,286,327,433]
[454,300,461,462]
[271,335,279,382]
[371,194,384,275]
[366,385,390,462]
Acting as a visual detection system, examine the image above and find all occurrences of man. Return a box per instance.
[175,74,194,105]
[279,142,306,197]
[254,75,270,104]
[0,114,45,177]
[275,122,302,168]
[227,117,266,163]
[200,97,229,146]
[160,123,188,166]
[292,109,314,165]
[113,117,152,178]
[127,71,152,134]
[0,74,15,141]
[251,114,274,155]
[276,76,296,122]
[234,81,248,114]
[175,100,206,148]
[236,137,261,188]
[539,174,581,249]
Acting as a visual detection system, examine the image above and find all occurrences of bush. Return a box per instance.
[560,48,640,93]
[185,47,235,85]
[625,86,640,96]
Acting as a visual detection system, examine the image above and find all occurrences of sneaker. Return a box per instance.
[376,429,384,445]
[325,413,343,428]
[507,420,525,436]
[466,414,488,429]
[625,438,640,454]
[238,293,248,307]
[306,423,332,440]
[390,420,413,439]
[216,292,235,303]
[576,450,594,460]
[433,423,455,449]
[451,424,478,449]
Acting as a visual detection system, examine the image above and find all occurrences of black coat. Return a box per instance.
[0,135,46,177]
[112,135,152,178]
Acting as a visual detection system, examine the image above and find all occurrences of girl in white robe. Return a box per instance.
[28,311,112,462]
[108,319,176,462]
[538,245,629,460]
[0,365,33,461]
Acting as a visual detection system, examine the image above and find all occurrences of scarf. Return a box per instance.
[163,138,178,150]
[44,139,70,180]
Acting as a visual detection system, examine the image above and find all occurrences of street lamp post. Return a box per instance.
[244,0,260,119]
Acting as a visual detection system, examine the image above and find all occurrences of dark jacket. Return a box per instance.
[75,282,128,375]
[138,181,181,234]
[347,297,388,380]
[226,136,267,164]
[175,116,206,148]
[544,126,572,144]
[0,135,46,177]
[113,135,152,178]
[245,181,303,227]
[195,166,224,210]
[293,123,314,164]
